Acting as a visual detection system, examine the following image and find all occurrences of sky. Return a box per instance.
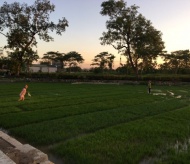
[0,0,190,68]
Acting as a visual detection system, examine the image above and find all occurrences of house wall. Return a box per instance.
[41,67,57,73]
[30,66,57,73]
[30,66,40,72]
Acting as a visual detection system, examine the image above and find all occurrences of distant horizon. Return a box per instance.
[0,0,190,69]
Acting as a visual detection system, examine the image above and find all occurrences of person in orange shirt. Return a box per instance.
[18,84,28,101]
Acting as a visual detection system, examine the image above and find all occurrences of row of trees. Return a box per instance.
[42,51,116,71]
[115,49,190,75]
[35,49,190,74]
[159,50,190,74]
[0,0,189,76]
[1,48,190,75]
[0,49,117,74]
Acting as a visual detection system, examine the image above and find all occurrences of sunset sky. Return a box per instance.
[0,0,190,68]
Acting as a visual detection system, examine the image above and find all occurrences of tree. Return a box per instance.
[100,0,165,77]
[42,51,57,73]
[161,50,190,74]
[0,0,68,75]
[42,51,58,65]
[7,49,24,74]
[175,50,190,69]
[42,51,67,71]
[0,47,3,56]
[54,52,67,70]
[24,49,39,73]
[91,52,115,70]
[64,51,84,72]
[0,53,19,74]
[5,48,38,74]
[107,53,115,70]
[138,57,157,74]
[0,56,10,70]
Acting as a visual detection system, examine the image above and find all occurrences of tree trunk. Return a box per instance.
[125,50,139,78]
[16,64,21,76]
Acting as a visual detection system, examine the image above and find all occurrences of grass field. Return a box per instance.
[1,82,190,163]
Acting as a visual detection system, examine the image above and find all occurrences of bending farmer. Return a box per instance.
[148,81,151,94]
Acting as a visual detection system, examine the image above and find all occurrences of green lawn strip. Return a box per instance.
[0,92,20,104]
[160,149,190,164]
[0,95,161,128]
[0,84,156,117]
[0,83,178,109]
[16,92,156,112]
[0,84,141,108]
[0,91,123,107]
[9,99,187,146]
[16,92,140,111]
[0,91,141,110]
[31,84,145,100]
[0,106,22,114]
[26,83,134,97]
[50,106,190,164]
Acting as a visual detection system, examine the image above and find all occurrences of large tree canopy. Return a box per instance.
[42,51,84,72]
[0,0,68,75]
[9,48,39,74]
[100,0,165,76]
[64,51,84,69]
[42,51,66,70]
[91,52,115,70]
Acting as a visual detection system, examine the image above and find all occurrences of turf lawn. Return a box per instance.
[0,82,190,164]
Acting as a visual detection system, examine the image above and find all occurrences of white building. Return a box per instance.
[29,64,57,73]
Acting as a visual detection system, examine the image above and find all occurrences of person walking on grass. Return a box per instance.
[18,84,28,101]
[148,80,151,94]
